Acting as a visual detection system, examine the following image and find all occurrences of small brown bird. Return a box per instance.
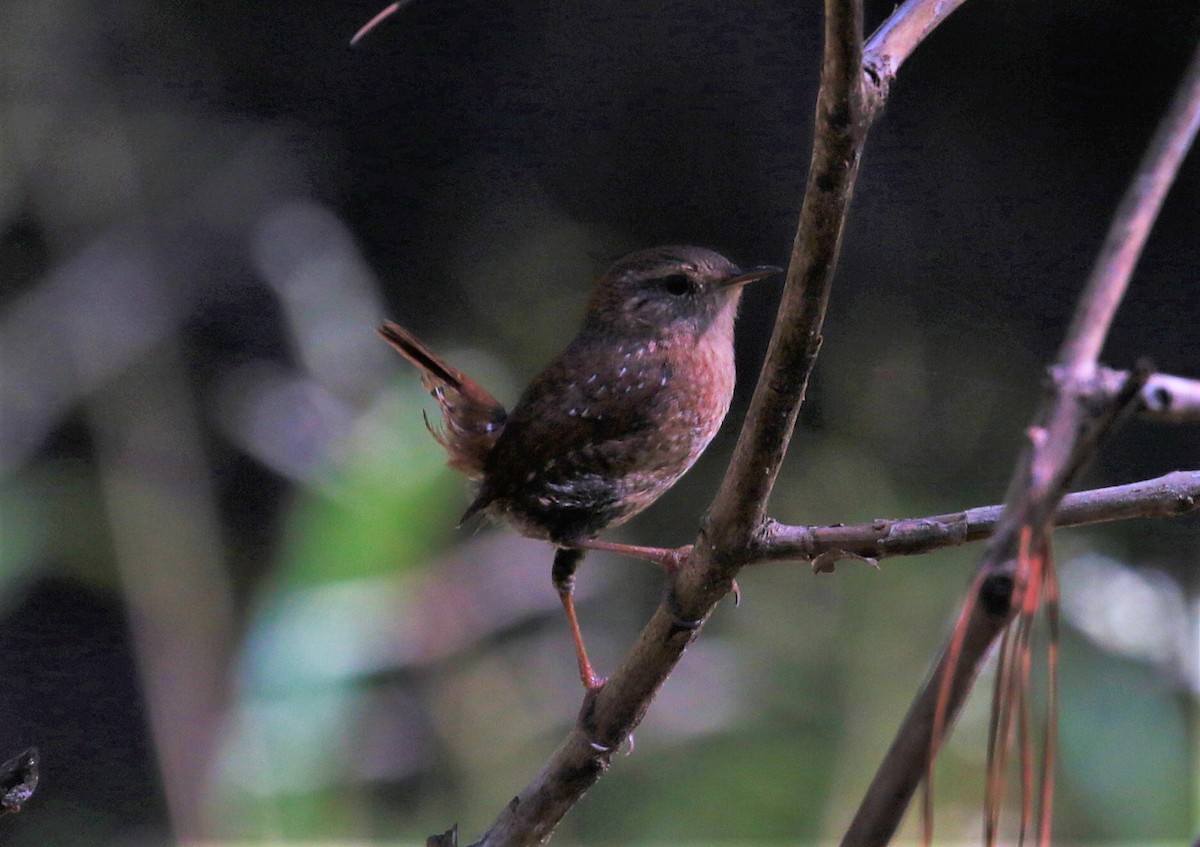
[378,246,778,689]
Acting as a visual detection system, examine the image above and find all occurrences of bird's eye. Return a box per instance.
[660,274,692,296]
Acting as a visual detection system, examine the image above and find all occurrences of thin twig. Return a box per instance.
[865,0,970,85]
[1060,58,1200,371]
[1100,367,1200,423]
[757,469,1200,565]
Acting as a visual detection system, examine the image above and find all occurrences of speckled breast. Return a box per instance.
[481,328,737,544]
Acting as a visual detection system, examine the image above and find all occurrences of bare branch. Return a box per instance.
[702,0,867,556]
[1101,367,1200,423]
[842,38,1200,845]
[1060,52,1200,371]
[865,0,970,84]
[703,0,974,557]
[759,469,1200,565]
[535,469,1200,573]
[990,29,1200,568]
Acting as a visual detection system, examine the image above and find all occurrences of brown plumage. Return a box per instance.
[376,322,505,478]
[379,245,778,689]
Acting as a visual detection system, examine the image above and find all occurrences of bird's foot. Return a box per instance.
[575,540,741,604]
[589,733,634,754]
[578,681,610,753]
[577,681,636,756]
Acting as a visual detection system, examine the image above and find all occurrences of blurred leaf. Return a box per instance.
[277,385,463,587]
[210,385,465,837]
[0,462,115,592]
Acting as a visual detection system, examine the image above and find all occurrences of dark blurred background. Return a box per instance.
[1,0,1197,843]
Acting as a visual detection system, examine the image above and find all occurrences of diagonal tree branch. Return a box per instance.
[841,36,1200,845]
[701,0,973,563]
[702,0,868,556]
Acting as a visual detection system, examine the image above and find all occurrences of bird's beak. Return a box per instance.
[720,265,783,289]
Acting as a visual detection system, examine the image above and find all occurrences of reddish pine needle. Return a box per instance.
[924,568,985,845]
[927,526,1061,846]
[1017,608,1035,844]
[1038,545,1060,847]
[350,1,404,46]
[984,624,1013,842]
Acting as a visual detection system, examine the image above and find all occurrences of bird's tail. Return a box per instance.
[377,321,506,478]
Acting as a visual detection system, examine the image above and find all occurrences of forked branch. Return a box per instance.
[841,36,1200,845]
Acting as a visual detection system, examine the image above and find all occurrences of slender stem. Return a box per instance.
[758,470,1200,565]
[550,469,1200,571]
[702,0,865,556]
[865,0,970,83]
[1100,367,1200,423]
[704,0,979,555]
[1060,43,1200,370]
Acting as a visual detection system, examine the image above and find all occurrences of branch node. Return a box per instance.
[978,573,1014,620]
[812,549,879,574]
[1148,384,1173,412]
[663,585,707,636]
[861,60,890,116]
[576,692,620,761]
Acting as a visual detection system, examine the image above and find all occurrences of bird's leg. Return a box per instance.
[572,539,691,573]
[571,539,740,604]
[552,547,604,691]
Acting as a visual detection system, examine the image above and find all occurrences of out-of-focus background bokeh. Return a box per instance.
[1,0,1197,843]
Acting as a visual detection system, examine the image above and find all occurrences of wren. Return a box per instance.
[378,245,779,689]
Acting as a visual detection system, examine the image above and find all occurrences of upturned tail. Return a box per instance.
[377,321,506,478]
